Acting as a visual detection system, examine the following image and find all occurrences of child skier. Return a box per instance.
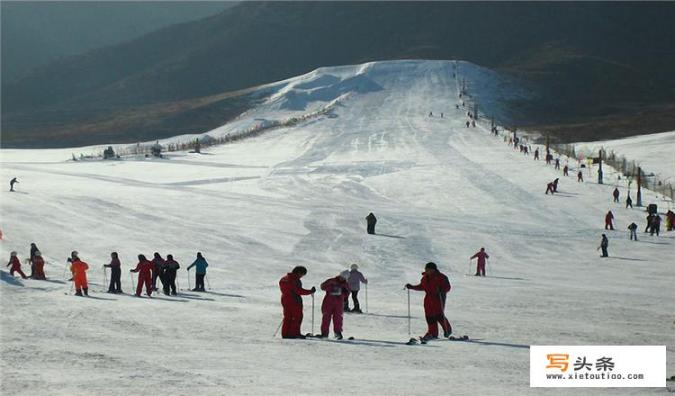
[130,254,154,297]
[319,272,350,339]
[279,266,315,339]
[69,251,89,296]
[599,235,609,257]
[163,254,180,296]
[347,264,368,313]
[627,223,638,241]
[605,211,614,230]
[151,252,165,292]
[470,247,490,276]
[32,251,46,280]
[104,252,122,293]
[6,251,27,279]
[405,262,452,340]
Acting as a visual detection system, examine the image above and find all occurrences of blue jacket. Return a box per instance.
[187,257,209,274]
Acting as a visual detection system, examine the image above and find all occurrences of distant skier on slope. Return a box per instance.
[466,121,470,128]
[604,211,615,230]
[563,165,569,176]
[627,223,638,241]
[598,234,609,257]
[365,212,377,235]
[546,182,555,195]
[644,214,654,233]
[577,171,584,182]
[32,251,46,280]
[28,243,39,278]
[187,252,209,291]
[104,252,122,294]
[279,266,315,339]
[9,177,18,192]
[163,254,180,296]
[534,149,539,160]
[130,254,153,297]
[346,264,368,313]
[650,214,661,236]
[470,248,490,277]
[555,158,560,170]
[69,251,89,296]
[6,251,27,279]
[613,188,620,203]
[319,272,350,339]
[405,262,452,341]
[666,210,675,231]
[553,178,559,193]
[625,194,633,209]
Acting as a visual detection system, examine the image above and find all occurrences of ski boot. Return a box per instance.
[83,288,88,296]
[444,324,453,338]
[352,308,362,314]
[74,289,83,297]
[335,332,343,340]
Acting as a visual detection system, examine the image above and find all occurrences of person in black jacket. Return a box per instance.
[163,254,180,296]
[365,212,377,235]
[104,252,123,293]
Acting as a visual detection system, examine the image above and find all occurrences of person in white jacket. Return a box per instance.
[346,264,368,313]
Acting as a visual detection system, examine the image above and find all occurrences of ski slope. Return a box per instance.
[1,60,673,395]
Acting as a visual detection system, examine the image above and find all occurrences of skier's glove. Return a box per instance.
[405,284,412,289]
[310,287,316,293]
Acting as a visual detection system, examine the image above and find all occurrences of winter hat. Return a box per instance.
[350,264,358,271]
[340,270,350,280]
[71,251,79,258]
[424,262,438,271]
[10,251,17,256]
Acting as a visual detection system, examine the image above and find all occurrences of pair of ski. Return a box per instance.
[305,333,355,341]
[406,335,469,345]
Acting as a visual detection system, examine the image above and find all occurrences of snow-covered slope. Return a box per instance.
[1,60,673,396]
[576,130,675,181]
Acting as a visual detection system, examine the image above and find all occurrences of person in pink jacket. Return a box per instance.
[319,273,350,339]
[470,247,490,276]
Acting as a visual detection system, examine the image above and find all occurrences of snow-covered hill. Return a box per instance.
[1,60,673,396]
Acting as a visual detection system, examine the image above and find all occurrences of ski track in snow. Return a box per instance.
[1,60,674,395]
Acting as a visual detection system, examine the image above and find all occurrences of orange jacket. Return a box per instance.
[71,260,89,282]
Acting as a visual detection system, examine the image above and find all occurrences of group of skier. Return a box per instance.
[5,246,210,297]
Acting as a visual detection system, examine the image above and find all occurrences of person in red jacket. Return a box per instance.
[605,210,614,230]
[279,266,315,339]
[130,254,154,297]
[69,251,89,296]
[470,247,490,276]
[406,262,452,340]
[6,251,28,279]
[319,273,350,339]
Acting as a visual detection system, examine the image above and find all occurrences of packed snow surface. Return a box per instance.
[1,60,673,395]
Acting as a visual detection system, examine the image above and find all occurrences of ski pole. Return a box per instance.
[407,288,411,336]
[130,272,135,292]
[311,293,315,335]
[102,266,108,292]
[273,319,283,338]
[187,270,191,291]
[205,274,211,290]
[62,260,69,279]
[365,282,368,313]
[469,258,472,275]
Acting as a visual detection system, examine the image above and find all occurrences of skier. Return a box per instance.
[598,234,609,257]
[545,182,555,195]
[429,111,433,117]
[28,242,39,278]
[627,223,638,241]
[553,178,559,193]
[471,120,476,127]
[405,262,452,340]
[104,252,122,293]
[604,211,614,230]
[613,188,620,203]
[151,252,165,292]
[644,214,653,233]
[32,251,46,280]
[470,247,489,276]
[563,165,569,176]
[666,210,675,231]
[625,194,633,209]
[441,113,444,118]
[130,254,153,297]
[279,266,315,339]
[346,264,368,313]
[69,252,89,296]
[650,214,661,236]
[555,158,560,170]
[465,121,470,128]
[163,254,180,296]
[365,212,377,235]
[9,177,18,192]
[6,251,28,279]
[577,171,584,182]
[187,252,209,291]
[534,149,539,160]
[319,272,350,339]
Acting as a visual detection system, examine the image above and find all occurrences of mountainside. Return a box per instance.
[3,1,675,147]
[2,60,673,395]
[0,1,231,83]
